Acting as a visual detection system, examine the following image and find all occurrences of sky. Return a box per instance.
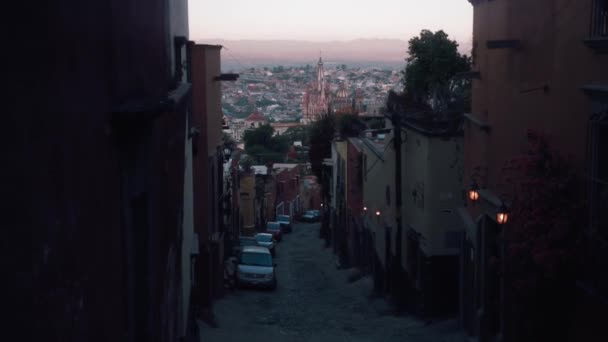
[188,0,473,43]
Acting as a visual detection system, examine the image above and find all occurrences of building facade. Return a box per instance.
[274,164,302,217]
[13,1,198,341]
[191,44,228,305]
[302,57,362,123]
[460,0,608,340]
[302,58,331,123]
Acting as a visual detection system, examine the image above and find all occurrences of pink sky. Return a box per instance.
[188,0,473,44]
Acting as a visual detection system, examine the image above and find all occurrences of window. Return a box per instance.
[589,110,608,240]
[591,0,608,38]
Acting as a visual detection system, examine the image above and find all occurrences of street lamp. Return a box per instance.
[468,181,480,202]
[468,169,486,204]
[496,203,510,225]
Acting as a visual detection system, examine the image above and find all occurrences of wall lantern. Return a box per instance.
[363,206,368,212]
[468,181,480,202]
[375,210,381,217]
[496,203,509,225]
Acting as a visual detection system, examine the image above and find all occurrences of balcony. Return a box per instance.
[585,0,608,53]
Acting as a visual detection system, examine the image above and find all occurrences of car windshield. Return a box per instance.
[240,252,272,267]
[255,234,273,243]
[267,222,280,230]
[240,238,257,246]
[277,215,290,221]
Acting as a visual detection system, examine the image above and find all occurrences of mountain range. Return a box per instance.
[197,38,411,70]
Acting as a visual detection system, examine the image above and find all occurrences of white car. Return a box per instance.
[236,246,277,290]
[254,233,276,256]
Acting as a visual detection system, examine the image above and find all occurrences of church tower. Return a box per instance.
[316,56,326,99]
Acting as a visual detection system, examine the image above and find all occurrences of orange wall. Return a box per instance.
[465,0,608,214]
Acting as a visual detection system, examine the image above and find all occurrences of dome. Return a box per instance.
[336,83,349,98]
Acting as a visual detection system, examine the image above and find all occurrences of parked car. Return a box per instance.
[276,214,292,233]
[265,221,283,242]
[301,210,320,222]
[310,210,321,221]
[254,233,276,256]
[235,246,277,290]
[232,235,259,256]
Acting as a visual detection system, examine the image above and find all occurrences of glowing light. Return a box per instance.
[496,204,509,225]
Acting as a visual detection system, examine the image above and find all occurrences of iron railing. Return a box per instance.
[590,0,608,38]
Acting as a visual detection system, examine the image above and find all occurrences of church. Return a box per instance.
[301,57,363,123]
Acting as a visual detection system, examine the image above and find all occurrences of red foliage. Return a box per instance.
[501,130,584,298]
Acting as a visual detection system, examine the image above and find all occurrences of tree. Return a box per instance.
[338,114,365,138]
[243,124,274,149]
[309,113,336,193]
[283,126,310,146]
[222,132,236,151]
[402,30,471,112]
[242,124,289,164]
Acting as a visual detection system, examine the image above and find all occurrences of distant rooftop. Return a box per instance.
[251,165,269,175]
[273,163,299,171]
[245,112,267,122]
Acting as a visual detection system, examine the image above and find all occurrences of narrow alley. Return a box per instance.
[199,221,470,342]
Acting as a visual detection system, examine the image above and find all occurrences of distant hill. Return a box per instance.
[198,39,410,71]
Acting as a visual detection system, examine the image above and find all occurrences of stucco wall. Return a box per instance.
[402,129,430,252]
[425,135,465,256]
[240,173,256,234]
[181,115,194,336]
[361,136,395,268]
[466,0,608,223]
[192,44,223,158]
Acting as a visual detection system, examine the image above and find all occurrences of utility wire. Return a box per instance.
[222,45,248,72]
[364,138,394,177]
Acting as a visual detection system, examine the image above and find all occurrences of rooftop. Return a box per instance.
[245,112,267,122]
[273,163,299,170]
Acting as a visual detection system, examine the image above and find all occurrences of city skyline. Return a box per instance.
[188,0,473,44]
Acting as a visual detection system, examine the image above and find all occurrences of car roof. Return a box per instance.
[255,233,273,238]
[242,246,271,254]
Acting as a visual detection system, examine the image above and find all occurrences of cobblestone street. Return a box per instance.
[199,222,471,342]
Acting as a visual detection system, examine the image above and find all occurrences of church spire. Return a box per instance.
[316,52,325,94]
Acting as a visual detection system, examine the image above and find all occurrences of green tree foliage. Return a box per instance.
[243,124,274,148]
[338,114,366,138]
[242,124,288,164]
[246,145,284,163]
[283,126,310,146]
[402,30,471,112]
[309,114,336,186]
[222,132,236,151]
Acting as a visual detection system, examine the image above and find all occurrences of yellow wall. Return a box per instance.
[239,173,256,235]
[361,134,395,268]
[196,45,223,158]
